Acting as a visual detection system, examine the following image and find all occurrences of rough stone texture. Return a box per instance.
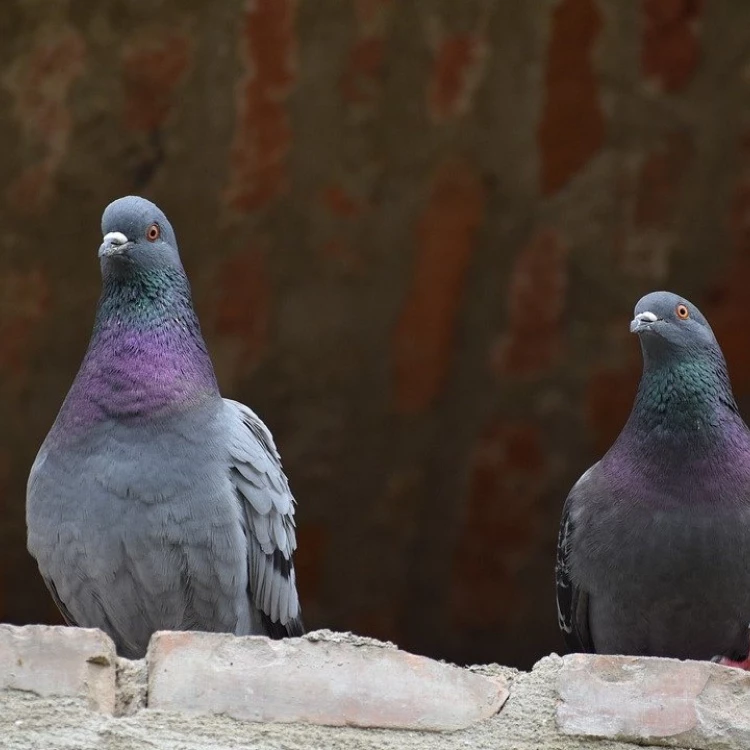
[115,657,147,717]
[12,631,750,750]
[4,0,750,671]
[558,653,750,749]
[0,624,116,713]
[147,629,508,731]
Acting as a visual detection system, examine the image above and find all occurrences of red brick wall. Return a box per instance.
[1,0,747,669]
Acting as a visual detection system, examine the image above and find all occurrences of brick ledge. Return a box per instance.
[2,624,750,749]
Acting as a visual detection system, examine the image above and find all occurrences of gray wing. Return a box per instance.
[225,398,304,637]
[555,465,595,653]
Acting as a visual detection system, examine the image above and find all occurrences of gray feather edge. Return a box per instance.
[226,399,304,636]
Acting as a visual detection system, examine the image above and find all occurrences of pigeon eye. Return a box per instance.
[146,224,160,242]
[676,304,690,320]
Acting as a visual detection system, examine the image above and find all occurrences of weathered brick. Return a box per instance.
[340,0,392,105]
[213,247,271,374]
[557,653,750,747]
[538,0,605,195]
[451,421,547,629]
[121,29,193,132]
[427,32,488,123]
[224,0,297,213]
[586,354,640,454]
[392,157,485,414]
[4,24,86,213]
[147,630,508,731]
[641,0,703,93]
[491,228,568,377]
[0,625,116,713]
[0,266,49,382]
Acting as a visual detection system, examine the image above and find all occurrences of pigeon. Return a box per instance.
[26,196,304,658]
[556,291,750,661]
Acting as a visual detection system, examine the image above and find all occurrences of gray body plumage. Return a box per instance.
[26,196,303,658]
[559,460,750,659]
[556,291,750,660]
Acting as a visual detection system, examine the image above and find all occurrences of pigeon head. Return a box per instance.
[62,195,220,426]
[93,194,203,339]
[630,291,718,363]
[624,290,740,440]
[99,196,182,276]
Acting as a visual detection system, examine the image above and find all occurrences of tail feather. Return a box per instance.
[261,612,305,639]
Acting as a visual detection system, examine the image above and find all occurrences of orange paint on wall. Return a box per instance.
[392,159,485,414]
[538,0,605,195]
[225,0,297,213]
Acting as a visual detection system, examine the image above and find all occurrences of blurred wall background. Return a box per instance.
[1,0,749,669]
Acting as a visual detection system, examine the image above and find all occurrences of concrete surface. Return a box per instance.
[2,625,750,749]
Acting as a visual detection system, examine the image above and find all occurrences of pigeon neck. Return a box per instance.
[627,349,742,444]
[57,267,220,431]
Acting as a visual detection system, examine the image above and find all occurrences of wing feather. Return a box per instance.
[225,399,304,638]
[555,466,595,653]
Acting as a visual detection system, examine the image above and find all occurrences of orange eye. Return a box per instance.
[146,224,160,241]
[676,304,689,320]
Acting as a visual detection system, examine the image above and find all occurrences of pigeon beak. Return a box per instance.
[630,311,659,334]
[99,231,133,258]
